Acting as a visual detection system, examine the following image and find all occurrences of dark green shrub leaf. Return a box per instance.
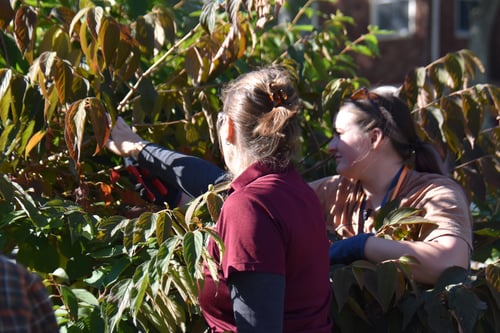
[61,285,80,321]
[331,267,355,310]
[377,262,398,312]
[448,285,487,333]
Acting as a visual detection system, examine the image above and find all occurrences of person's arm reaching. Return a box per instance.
[138,144,227,199]
[106,117,227,201]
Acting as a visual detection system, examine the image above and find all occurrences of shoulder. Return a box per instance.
[404,170,468,201]
[308,174,343,191]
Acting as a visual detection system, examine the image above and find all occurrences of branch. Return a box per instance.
[117,23,201,112]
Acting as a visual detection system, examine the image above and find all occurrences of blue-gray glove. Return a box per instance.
[329,233,373,265]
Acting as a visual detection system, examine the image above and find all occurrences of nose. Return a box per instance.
[327,136,338,154]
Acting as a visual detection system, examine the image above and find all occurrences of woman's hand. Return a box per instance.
[106,117,148,158]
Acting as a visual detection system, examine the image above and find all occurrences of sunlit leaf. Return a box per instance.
[86,6,104,41]
[72,288,99,307]
[64,99,86,167]
[55,58,73,104]
[98,17,119,68]
[85,97,110,155]
[14,5,37,63]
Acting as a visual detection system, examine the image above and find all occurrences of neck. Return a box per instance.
[226,147,256,179]
[361,162,404,210]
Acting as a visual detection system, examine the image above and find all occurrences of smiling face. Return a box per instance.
[328,104,373,179]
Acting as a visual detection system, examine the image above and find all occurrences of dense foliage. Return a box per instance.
[0,0,498,332]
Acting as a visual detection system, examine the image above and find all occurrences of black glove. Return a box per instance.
[329,233,373,265]
[124,157,181,207]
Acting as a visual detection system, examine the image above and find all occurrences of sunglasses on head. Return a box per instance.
[349,87,387,128]
[350,87,380,108]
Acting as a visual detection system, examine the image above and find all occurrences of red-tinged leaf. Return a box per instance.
[55,59,73,104]
[98,17,119,68]
[110,169,120,183]
[86,6,104,41]
[100,182,113,206]
[114,39,132,69]
[49,6,75,31]
[14,6,37,60]
[85,97,110,155]
[0,0,15,30]
[64,99,87,167]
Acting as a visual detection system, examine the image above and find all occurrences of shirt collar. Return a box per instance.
[229,162,290,193]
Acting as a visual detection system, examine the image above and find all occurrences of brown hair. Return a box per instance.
[347,86,448,175]
[220,66,301,170]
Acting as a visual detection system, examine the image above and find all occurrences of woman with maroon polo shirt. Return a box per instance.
[106,67,332,331]
[195,67,332,332]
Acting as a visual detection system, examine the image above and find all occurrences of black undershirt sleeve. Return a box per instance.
[137,143,227,198]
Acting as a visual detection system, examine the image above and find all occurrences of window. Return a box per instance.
[456,0,480,36]
[371,0,416,38]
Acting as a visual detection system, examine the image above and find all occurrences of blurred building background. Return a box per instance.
[314,0,500,85]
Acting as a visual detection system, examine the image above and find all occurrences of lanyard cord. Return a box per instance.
[358,165,409,232]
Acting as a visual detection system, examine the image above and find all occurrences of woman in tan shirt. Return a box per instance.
[310,86,472,285]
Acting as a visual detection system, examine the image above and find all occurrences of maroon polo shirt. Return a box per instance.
[198,162,332,332]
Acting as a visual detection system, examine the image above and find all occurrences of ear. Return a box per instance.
[224,118,236,144]
[370,127,385,149]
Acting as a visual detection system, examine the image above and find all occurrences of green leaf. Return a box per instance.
[448,285,487,333]
[72,288,100,307]
[61,285,79,321]
[183,230,203,276]
[132,263,150,317]
[331,267,355,310]
[377,262,398,312]
[434,266,468,291]
[64,99,86,167]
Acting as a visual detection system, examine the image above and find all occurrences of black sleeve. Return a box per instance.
[228,272,285,333]
[137,143,228,198]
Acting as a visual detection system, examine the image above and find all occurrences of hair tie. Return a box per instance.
[269,87,288,107]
